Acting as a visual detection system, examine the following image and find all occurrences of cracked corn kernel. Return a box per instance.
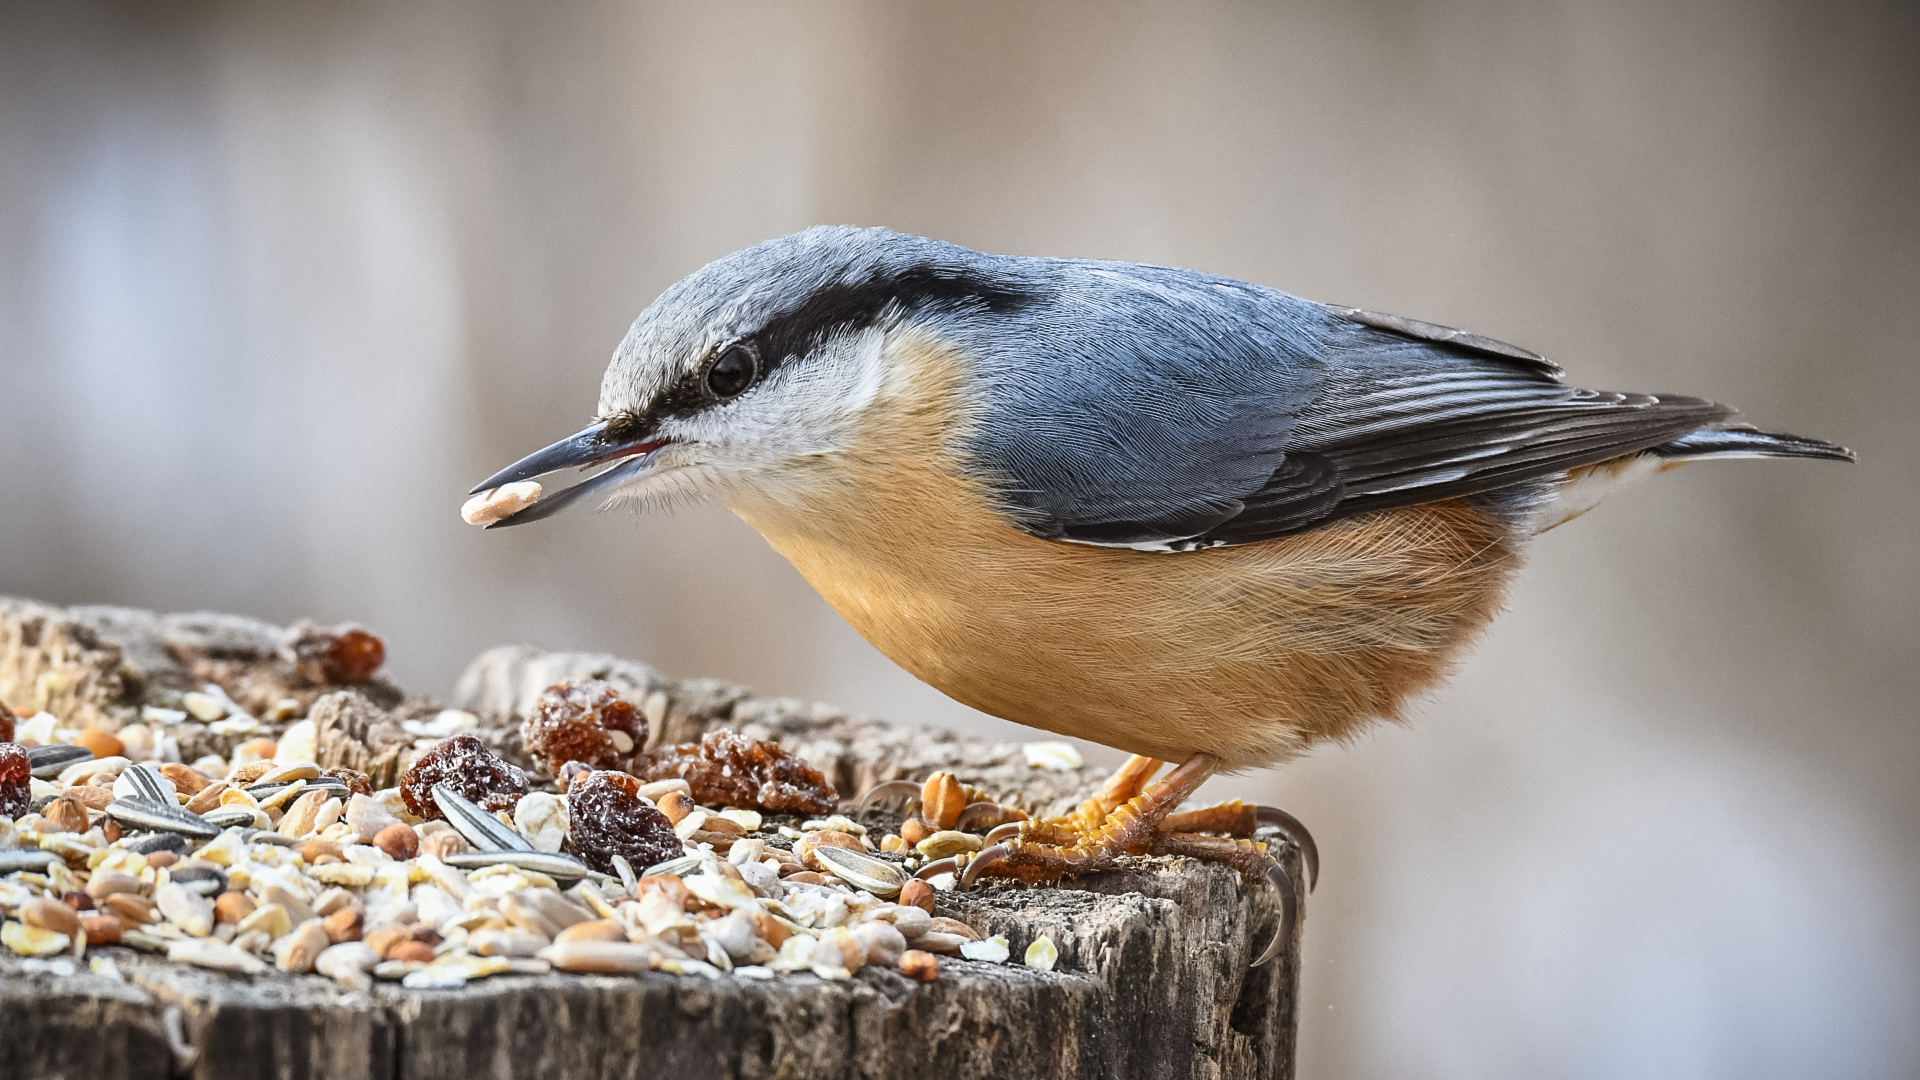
[1024,936,1058,971]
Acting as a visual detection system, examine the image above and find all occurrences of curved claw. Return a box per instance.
[1254,805,1319,892]
[984,821,1026,845]
[959,844,1011,889]
[914,856,960,881]
[855,779,921,817]
[953,801,1010,832]
[1250,853,1300,969]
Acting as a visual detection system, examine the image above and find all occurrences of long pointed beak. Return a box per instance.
[468,420,670,529]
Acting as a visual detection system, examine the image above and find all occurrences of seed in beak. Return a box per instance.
[462,481,544,526]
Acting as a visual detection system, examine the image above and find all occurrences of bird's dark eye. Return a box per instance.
[705,345,758,400]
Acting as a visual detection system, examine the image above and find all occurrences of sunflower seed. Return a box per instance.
[243,830,298,847]
[124,833,190,856]
[247,778,348,800]
[25,744,94,779]
[610,854,638,894]
[168,864,228,896]
[254,780,307,812]
[640,855,702,879]
[200,807,258,830]
[105,798,219,839]
[443,850,609,882]
[0,849,58,873]
[810,845,909,898]
[432,784,533,853]
[121,764,176,805]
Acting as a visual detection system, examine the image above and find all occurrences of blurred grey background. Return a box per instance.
[2,1,1915,1076]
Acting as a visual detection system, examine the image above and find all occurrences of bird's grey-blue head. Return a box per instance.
[471,226,1036,522]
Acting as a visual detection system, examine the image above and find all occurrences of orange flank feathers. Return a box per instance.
[725,325,1522,771]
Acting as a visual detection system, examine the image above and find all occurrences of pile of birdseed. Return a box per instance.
[0,683,1078,991]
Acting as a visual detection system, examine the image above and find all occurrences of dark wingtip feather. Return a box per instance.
[1652,426,1857,464]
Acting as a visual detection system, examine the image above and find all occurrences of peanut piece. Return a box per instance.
[897,879,935,914]
[278,919,331,973]
[373,824,419,861]
[792,831,864,872]
[387,940,436,964]
[75,728,124,759]
[898,948,939,981]
[80,914,122,945]
[363,925,413,959]
[323,907,363,944]
[298,838,344,865]
[655,791,696,824]
[158,763,214,796]
[185,782,230,815]
[554,919,626,945]
[214,891,257,926]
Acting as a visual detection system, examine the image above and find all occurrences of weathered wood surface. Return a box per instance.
[1,599,1301,1080]
[5,856,1297,1080]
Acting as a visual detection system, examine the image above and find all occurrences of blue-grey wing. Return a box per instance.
[951,266,1729,548]
[1203,318,1727,545]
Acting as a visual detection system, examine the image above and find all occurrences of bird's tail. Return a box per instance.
[1525,422,1854,534]
[1648,424,1856,464]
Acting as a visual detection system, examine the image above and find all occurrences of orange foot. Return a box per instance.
[901,754,1316,968]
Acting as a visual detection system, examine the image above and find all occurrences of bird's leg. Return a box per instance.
[974,758,1318,891]
[954,752,1312,967]
[976,754,1166,849]
[1074,754,1167,826]
[960,753,1220,886]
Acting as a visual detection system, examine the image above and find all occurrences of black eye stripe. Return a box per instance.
[753,267,1030,368]
[636,265,1034,427]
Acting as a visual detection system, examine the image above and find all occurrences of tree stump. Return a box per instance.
[1,598,1302,1080]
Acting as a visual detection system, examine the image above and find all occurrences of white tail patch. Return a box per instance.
[1528,453,1687,534]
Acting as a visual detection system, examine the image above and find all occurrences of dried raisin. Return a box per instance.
[400,734,528,820]
[0,702,13,744]
[567,769,682,874]
[520,680,646,775]
[632,729,836,815]
[0,742,29,820]
[286,622,386,685]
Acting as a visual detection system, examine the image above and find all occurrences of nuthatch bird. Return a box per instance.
[472,226,1853,962]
